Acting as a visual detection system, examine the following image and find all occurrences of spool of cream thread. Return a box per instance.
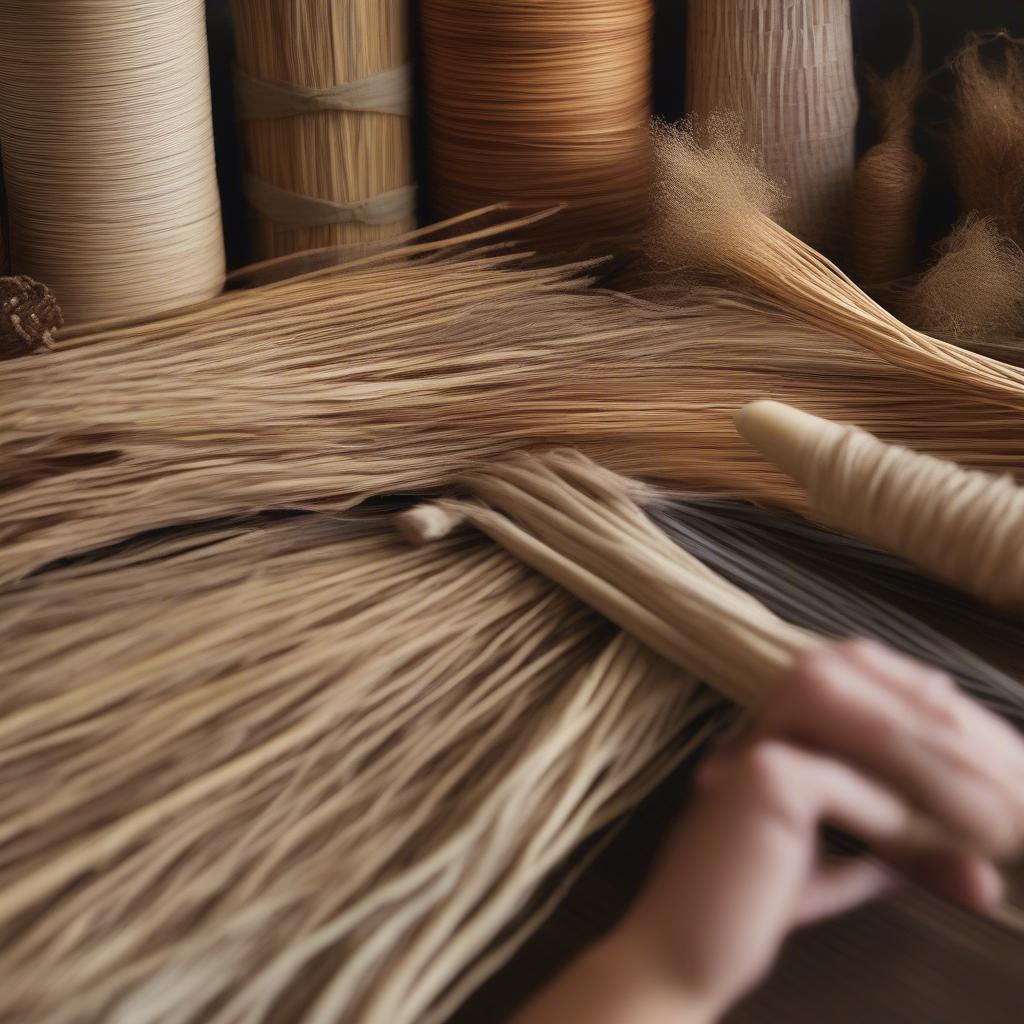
[0,0,225,324]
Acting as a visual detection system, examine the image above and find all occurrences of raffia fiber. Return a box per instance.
[647,116,1024,404]
[686,0,857,253]
[902,214,1024,342]
[849,12,926,287]
[232,0,415,259]
[5,224,1024,583]
[0,510,723,1023]
[951,34,1024,250]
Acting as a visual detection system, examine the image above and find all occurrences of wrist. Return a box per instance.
[595,920,722,1024]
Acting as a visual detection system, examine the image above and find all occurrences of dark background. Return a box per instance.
[205,1,1024,270]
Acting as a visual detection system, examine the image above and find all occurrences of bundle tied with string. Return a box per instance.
[950,33,1024,251]
[421,0,653,259]
[849,10,926,288]
[0,0,224,324]
[686,0,858,253]
[737,400,1024,616]
[232,0,416,259]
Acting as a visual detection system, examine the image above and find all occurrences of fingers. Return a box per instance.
[760,639,1024,858]
[881,850,1005,912]
[794,859,896,926]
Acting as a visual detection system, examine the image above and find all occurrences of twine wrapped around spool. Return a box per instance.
[686,0,858,253]
[0,0,225,325]
[233,0,416,259]
[421,0,654,259]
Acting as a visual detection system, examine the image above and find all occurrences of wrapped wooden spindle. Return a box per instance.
[233,0,416,260]
[686,0,858,253]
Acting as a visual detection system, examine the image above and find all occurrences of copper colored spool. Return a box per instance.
[421,0,654,259]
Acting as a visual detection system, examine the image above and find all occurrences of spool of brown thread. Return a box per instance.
[421,0,654,260]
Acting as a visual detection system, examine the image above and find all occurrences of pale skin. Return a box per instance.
[516,639,1024,1024]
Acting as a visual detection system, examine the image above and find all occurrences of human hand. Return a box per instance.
[616,639,1024,1019]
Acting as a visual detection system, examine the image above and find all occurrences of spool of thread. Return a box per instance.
[0,1,225,325]
[232,0,416,260]
[686,0,858,253]
[421,0,654,259]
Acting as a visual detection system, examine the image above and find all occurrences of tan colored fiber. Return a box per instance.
[399,450,819,709]
[0,0,225,324]
[849,13,926,287]
[950,34,1024,249]
[6,225,1024,582]
[686,0,858,252]
[737,400,1024,614]
[233,0,415,259]
[902,215,1024,342]
[648,116,1024,404]
[0,275,62,358]
[0,513,719,1023]
[421,0,653,258]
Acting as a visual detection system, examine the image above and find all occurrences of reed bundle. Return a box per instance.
[0,511,722,1023]
[421,0,653,258]
[686,0,858,252]
[233,0,416,260]
[647,116,1024,404]
[902,215,1024,342]
[849,14,926,287]
[0,0,224,324]
[738,400,1024,615]
[6,228,1024,584]
[951,34,1024,250]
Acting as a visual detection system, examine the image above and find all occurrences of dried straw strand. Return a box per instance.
[6,231,1024,582]
[0,511,721,1023]
[0,0,225,323]
[232,0,416,259]
[648,116,1024,405]
[686,0,858,252]
[421,0,653,258]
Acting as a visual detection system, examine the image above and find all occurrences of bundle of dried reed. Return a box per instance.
[421,0,653,258]
[0,510,722,1024]
[5,227,1024,584]
[647,116,1024,404]
[950,34,1024,250]
[0,0,224,323]
[686,0,858,252]
[232,0,416,260]
[849,13,926,286]
[902,215,1024,342]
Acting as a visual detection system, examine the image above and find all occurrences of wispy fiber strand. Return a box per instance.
[5,223,1024,583]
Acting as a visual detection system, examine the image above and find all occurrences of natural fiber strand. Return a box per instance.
[901,214,1024,342]
[421,0,653,259]
[0,511,723,1023]
[848,11,926,286]
[0,0,225,323]
[647,115,1024,405]
[8,231,1024,582]
[686,0,858,252]
[736,400,1024,614]
[232,0,415,259]
[950,33,1024,250]
[0,274,62,358]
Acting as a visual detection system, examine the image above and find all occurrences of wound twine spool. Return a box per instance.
[0,0,225,325]
[737,400,1024,615]
[421,0,653,259]
[686,0,858,254]
[232,0,416,260]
